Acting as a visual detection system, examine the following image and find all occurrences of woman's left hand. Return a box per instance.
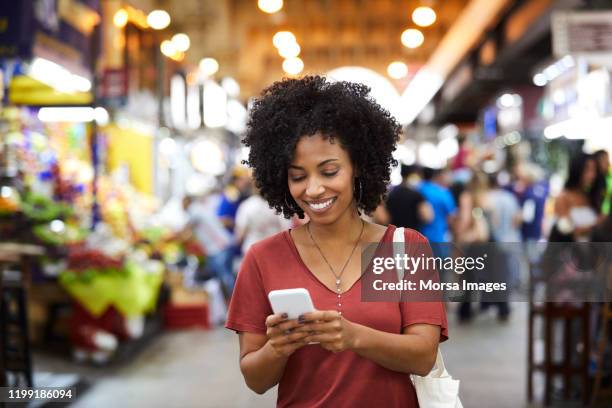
[296,310,359,353]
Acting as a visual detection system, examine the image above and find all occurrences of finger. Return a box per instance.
[301,310,340,323]
[276,319,304,333]
[305,332,342,344]
[294,320,340,334]
[272,330,310,346]
[265,313,288,328]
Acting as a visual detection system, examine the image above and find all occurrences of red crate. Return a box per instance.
[163,304,210,329]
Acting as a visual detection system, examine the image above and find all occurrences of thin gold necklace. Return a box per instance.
[307,219,365,309]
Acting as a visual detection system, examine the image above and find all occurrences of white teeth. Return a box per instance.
[309,198,333,210]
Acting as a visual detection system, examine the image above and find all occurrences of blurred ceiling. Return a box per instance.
[127,0,470,98]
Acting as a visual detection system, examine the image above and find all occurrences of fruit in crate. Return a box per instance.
[0,185,21,215]
[22,192,72,222]
[33,221,88,246]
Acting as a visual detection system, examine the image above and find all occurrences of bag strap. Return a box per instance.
[393,227,405,282]
[396,226,451,380]
[429,349,450,378]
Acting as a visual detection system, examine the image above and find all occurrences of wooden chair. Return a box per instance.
[591,302,612,406]
[528,261,591,406]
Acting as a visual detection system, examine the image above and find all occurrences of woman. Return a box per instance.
[551,153,599,242]
[226,76,448,407]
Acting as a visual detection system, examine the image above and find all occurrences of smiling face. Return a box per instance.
[288,133,356,225]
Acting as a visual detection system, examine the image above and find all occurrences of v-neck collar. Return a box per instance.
[283,225,394,295]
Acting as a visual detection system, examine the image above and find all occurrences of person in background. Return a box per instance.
[485,173,522,243]
[217,166,252,232]
[482,172,522,320]
[235,185,291,255]
[180,194,236,299]
[593,149,611,215]
[452,173,491,322]
[418,167,457,243]
[385,164,433,231]
[510,163,549,243]
[550,153,599,242]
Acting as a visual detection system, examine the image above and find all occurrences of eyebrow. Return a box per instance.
[289,159,339,170]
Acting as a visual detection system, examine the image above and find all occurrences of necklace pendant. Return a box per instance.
[336,279,341,285]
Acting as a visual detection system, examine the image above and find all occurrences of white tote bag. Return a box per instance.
[393,227,463,408]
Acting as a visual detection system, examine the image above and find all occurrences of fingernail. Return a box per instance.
[281,313,288,319]
[298,315,305,323]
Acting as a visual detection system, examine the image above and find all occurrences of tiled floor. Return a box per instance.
[31,303,553,407]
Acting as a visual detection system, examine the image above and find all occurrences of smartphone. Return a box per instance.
[268,288,315,320]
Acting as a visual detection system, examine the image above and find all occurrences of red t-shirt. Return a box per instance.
[226,225,448,407]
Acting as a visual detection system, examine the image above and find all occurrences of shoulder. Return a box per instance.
[248,230,291,256]
[384,225,428,243]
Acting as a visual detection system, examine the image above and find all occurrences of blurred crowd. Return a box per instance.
[174,139,611,323]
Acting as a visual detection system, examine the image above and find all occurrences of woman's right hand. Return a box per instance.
[265,313,309,358]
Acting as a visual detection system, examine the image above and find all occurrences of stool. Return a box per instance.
[591,302,612,406]
[1,268,33,387]
[528,262,591,406]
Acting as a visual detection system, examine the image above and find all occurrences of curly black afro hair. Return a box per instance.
[242,75,401,219]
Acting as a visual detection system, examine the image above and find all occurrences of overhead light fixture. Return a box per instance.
[30,57,91,94]
[38,107,95,122]
[221,77,241,98]
[278,42,301,58]
[113,9,128,28]
[199,58,219,77]
[532,73,547,87]
[412,6,437,27]
[203,80,228,128]
[282,57,304,75]
[94,107,109,125]
[159,137,177,155]
[160,40,176,57]
[273,31,296,49]
[147,10,170,30]
[401,28,424,48]
[496,93,522,109]
[171,33,190,52]
[258,0,283,14]
[387,61,408,79]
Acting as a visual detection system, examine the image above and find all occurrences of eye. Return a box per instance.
[323,170,339,177]
[290,175,306,182]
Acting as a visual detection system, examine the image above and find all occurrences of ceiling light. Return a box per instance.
[533,73,547,86]
[221,77,241,97]
[147,10,170,30]
[38,107,95,123]
[278,42,300,58]
[401,28,424,49]
[171,33,190,52]
[273,31,296,49]
[412,7,437,27]
[282,57,304,75]
[160,40,176,58]
[387,61,408,79]
[113,9,128,28]
[258,0,283,14]
[199,58,219,77]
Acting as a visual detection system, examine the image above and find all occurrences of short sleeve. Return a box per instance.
[400,228,449,342]
[444,190,457,217]
[225,248,272,334]
[217,195,237,219]
[234,202,248,237]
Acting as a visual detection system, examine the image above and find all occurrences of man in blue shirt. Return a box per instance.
[419,167,457,243]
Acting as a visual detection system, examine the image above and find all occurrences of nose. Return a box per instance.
[305,176,325,197]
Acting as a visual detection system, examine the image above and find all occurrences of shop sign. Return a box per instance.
[553,11,612,60]
[0,1,35,58]
[100,68,128,107]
